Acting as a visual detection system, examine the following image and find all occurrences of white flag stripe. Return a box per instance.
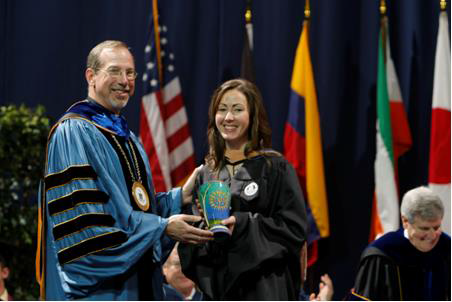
[375,124,400,233]
[385,35,403,103]
[142,92,172,189]
[165,108,188,138]
[432,12,451,111]
[246,22,254,50]
[169,137,194,170]
[163,77,181,104]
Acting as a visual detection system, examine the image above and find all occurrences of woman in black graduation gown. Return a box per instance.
[179,79,308,300]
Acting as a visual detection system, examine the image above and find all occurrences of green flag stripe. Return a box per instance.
[377,30,395,164]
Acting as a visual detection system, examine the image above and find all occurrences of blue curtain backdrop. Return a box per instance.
[0,0,449,299]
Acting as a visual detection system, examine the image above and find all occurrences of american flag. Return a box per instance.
[140,13,196,192]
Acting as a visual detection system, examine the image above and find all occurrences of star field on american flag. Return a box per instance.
[142,25,175,91]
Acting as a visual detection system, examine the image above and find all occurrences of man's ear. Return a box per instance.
[401,215,409,229]
[86,68,95,86]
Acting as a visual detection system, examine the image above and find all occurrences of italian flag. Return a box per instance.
[429,11,451,235]
[370,17,412,240]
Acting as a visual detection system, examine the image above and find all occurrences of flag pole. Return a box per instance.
[241,0,255,82]
[380,0,387,63]
[152,0,163,85]
[440,0,447,11]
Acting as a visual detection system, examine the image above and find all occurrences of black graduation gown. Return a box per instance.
[179,154,307,300]
[350,229,451,301]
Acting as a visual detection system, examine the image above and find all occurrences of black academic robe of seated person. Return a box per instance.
[179,153,307,301]
[350,228,451,301]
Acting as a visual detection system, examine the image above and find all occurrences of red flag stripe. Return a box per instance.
[167,124,191,152]
[429,108,451,184]
[389,102,412,160]
[284,123,306,186]
[306,240,318,267]
[165,94,184,118]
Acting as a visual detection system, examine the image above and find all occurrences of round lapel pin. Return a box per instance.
[244,182,258,197]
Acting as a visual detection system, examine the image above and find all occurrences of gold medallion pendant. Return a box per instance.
[111,134,151,212]
[132,181,150,211]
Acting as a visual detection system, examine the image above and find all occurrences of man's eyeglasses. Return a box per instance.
[97,68,138,80]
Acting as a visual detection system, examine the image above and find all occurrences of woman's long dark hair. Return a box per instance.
[205,78,272,171]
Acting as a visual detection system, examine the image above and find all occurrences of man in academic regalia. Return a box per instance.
[350,186,450,300]
[36,40,213,301]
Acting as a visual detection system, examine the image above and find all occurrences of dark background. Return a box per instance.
[0,0,449,299]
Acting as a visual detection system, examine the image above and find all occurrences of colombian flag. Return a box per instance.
[284,18,330,265]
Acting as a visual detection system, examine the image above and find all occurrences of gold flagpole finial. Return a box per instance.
[304,0,311,19]
[440,0,447,11]
[245,8,252,24]
[380,0,387,15]
[245,0,252,24]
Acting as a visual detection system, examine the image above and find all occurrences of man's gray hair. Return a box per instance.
[401,186,444,223]
[86,40,132,71]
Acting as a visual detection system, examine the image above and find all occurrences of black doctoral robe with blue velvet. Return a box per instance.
[350,229,451,301]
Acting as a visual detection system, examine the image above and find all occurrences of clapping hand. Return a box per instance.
[309,274,334,301]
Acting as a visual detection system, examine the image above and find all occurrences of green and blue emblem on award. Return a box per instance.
[197,180,231,237]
